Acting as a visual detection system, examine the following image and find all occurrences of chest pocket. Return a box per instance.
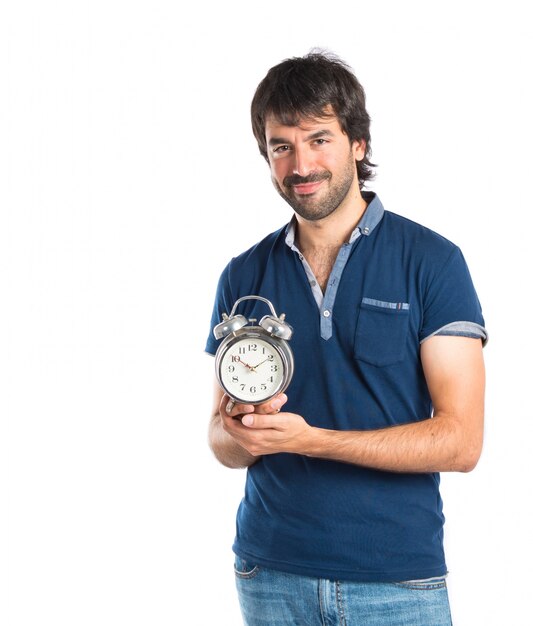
[354,298,410,367]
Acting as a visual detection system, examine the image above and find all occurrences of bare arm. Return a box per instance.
[230,336,485,473]
[208,380,256,468]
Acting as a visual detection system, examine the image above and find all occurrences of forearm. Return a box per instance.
[209,415,259,469]
[223,337,485,473]
[301,412,482,473]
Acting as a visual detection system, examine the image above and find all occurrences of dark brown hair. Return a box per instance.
[251,50,376,188]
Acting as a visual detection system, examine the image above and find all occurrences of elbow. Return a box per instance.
[208,433,235,469]
[453,440,483,473]
[208,438,235,468]
[456,456,479,473]
[434,409,484,473]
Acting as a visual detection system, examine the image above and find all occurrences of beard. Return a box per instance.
[272,156,357,222]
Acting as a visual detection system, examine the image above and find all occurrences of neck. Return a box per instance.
[295,190,368,251]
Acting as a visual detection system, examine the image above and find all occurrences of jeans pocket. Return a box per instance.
[355,298,410,366]
[234,555,260,580]
[393,575,447,590]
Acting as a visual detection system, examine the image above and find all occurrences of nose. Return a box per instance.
[292,144,314,177]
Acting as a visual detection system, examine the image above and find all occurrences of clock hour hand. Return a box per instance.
[235,356,255,371]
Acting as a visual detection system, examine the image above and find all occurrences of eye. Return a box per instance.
[314,138,328,146]
[273,145,290,153]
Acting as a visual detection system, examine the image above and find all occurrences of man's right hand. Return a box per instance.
[209,377,288,468]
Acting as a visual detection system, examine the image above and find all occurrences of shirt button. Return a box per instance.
[310,280,316,287]
[323,310,331,318]
[362,226,370,235]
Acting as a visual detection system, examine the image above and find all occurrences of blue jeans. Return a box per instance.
[234,556,453,626]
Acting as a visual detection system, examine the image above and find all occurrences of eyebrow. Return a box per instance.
[267,129,335,147]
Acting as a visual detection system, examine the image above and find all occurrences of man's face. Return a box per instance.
[264,112,365,221]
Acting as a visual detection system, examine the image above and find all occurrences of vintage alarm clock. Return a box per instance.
[213,295,294,407]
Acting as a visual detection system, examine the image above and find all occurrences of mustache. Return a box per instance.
[283,171,331,187]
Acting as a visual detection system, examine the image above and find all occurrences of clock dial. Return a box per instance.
[219,336,284,403]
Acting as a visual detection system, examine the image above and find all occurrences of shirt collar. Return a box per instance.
[285,191,385,248]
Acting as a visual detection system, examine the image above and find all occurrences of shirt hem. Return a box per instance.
[420,320,488,347]
[233,546,447,583]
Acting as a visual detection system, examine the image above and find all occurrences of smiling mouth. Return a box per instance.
[292,180,324,195]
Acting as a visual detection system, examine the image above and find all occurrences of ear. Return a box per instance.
[352,139,366,162]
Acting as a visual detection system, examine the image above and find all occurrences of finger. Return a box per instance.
[253,393,288,415]
[241,413,282,428]
[219,395,254,419]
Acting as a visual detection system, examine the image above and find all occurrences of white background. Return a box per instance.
[2,1,531,624]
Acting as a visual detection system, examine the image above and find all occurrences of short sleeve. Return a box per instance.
[205,261,235,356]
[419,247,487,345]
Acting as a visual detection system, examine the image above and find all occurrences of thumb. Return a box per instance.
[241,414,255,427]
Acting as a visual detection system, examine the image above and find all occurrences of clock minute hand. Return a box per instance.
[250,358,270,372]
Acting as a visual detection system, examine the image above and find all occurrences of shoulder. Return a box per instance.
[227,225,288,273]
[215,224,289,297]
[379,210,460,266]
[382,210,457,248]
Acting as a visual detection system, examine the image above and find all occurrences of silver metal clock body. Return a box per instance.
[213,295,295,405]
[215,326,294,405]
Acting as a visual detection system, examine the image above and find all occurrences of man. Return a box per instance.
[205,51,486,626]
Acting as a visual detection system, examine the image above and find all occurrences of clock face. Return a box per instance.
[219,336,285,403]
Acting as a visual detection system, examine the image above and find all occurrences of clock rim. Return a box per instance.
[215,327,294,405]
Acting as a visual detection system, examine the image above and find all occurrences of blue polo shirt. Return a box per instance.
[205,192,486,582]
